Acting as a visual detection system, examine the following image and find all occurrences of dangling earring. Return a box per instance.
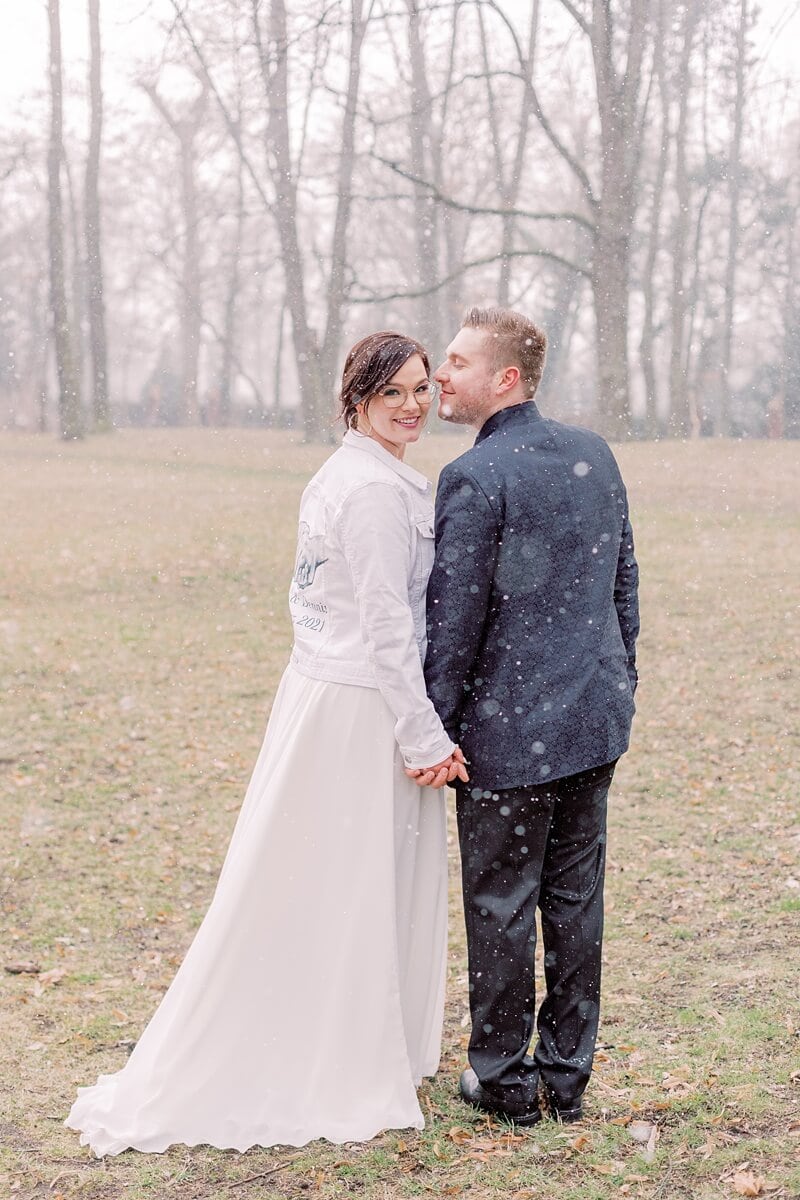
[355,402,371,436]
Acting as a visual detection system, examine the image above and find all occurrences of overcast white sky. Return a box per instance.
[2,0,799,117]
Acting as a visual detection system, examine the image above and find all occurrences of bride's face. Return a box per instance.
[356,354,433,459]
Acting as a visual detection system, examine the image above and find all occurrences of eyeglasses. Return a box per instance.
[374,381,434,408]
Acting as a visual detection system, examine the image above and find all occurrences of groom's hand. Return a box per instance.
[406,747,469,789]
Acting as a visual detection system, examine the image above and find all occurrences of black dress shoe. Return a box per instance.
[549,1102,583,1123]
[538,1086,583,1123]
[459,1068,542,1126]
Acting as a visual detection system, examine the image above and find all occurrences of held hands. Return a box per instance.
[405,746,469,789]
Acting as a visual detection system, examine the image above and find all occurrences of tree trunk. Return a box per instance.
[405,0,443,351]
[259,0,325,440]
[47,0,82,440]
[179,114,202,424]
[320,0,367,404]
[537,267,580,409]
[496,2,539,307]
[683,183,713,433]
[781,166,800,438]
[218,152,245,426]
[668,0,700,436]
[63,152,86,418]
[639,0,670,436]
[425,4,464,340]
[717,0,747,436]
[144,83,207,424]
[538,0,652,437]
[255,0,366,440]
[591,0,653,437]
[592,208,632,439]
[85,0,110,430]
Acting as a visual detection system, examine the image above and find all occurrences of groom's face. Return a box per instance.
[434,327,497,428]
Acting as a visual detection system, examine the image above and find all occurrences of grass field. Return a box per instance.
[1,429,799,1200]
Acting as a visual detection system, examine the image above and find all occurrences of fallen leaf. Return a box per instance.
[4,961,41,974]
[464,1145,513,1162]
[447,1126,472,1145]
[432,1140,445,1160]
[570,1133,593,1152]
[662,1067,694,1092]
[732,1169,766,1197]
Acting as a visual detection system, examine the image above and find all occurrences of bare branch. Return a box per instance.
[350,247,590,305]
[479,0,598,210]
[166,0,274,217]
[556,0,592,36]
[372,153,595,232]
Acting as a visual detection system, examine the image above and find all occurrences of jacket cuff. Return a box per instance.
[401,732,457,771]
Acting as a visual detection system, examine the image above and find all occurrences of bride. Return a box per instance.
[66,331,468,1156]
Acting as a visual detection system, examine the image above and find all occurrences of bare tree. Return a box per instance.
[3,0,796,440]
[638,0,670,436]
[410,0,655,436]
[717,0,749,435]
[667,0,702,436]
[403,0,445,350]
[253,0,369,440]
[217,149,245,425]
[476,0,540,307]
[585,0,653,438]
[47,0,82,439]
[85,0,111,430]
[144,80,208,424]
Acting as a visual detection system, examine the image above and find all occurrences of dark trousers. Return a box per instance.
[456,760,616,1110]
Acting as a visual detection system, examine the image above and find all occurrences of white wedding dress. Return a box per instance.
[65,666,448,1154]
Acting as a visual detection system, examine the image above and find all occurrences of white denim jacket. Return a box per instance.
[289,430,455,770]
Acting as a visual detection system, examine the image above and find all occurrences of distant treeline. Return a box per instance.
[2,0,799,440]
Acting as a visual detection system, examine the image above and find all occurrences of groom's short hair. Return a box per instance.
[462,306,547,397]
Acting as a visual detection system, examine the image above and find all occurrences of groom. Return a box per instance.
[417,307,639,1125]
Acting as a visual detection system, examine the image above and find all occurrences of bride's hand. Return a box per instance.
[405,747,469,789]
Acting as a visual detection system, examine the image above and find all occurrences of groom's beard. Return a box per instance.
[437,388,490,428]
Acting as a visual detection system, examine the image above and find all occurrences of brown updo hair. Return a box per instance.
[339,331,430,431]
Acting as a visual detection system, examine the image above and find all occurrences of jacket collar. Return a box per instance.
[474,401,542,445]
[342,429,431,493]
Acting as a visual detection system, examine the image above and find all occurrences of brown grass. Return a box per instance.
[1,429,799,1200]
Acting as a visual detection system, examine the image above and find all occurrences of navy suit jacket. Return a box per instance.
[424,402,639,791]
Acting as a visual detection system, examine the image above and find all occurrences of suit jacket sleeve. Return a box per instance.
[424,462,499,741]
[614,487,640,693]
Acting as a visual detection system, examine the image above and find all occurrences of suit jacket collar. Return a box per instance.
[474,401,542,445]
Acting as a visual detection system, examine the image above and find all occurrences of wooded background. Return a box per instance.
[2,0,799,441]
